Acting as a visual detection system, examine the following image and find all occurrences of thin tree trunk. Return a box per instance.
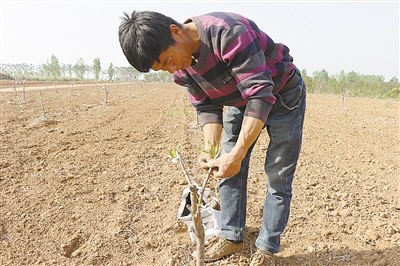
[22,82,26,101]
[39,90,46,118]
[190,185,205,266]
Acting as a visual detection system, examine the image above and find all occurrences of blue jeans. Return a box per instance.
[218,78,306,253]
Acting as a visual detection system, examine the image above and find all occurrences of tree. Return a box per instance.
[312,69,330,92]
[61,63,72,78]
[301,68,307,77]
[158,71,173,82]
[72,58,86,79]
[300,68,314,93]
[115,66,140,81]
[388,76,399,83]
[93,58,101,81]
[345,71,360,83]
[337,70,346,83]
[312,69,329,82]
[107,62,115,81]
[42,54,61,79]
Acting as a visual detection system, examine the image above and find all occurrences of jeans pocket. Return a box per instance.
[277,83,303,111]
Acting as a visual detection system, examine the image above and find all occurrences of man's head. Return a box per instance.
[118,10,180,72]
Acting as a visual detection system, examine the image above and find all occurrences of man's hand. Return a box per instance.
[199,117,264,178]
[206,116,265,178]
[206,152,242,178]
[198,152,213,172]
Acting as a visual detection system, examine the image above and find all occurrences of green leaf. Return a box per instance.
[168,149,177,159]
[203,142,220,159]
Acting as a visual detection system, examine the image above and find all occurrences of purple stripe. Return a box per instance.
[259,33,268,51]
[241,84,267,99]
[201,15,229,29]
[222,31,256,61]
[235,64,266,81]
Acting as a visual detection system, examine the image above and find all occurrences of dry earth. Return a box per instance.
[0,82,399,266]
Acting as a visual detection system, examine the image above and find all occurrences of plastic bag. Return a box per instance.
[177,184,221,244]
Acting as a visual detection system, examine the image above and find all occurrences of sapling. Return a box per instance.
[169,144,220,266]
[102,84,109,104]
[12,80,17,99]
[70,82,75,96]
[189,185,205,266]
[342,87,348,109]
[22,79,26,101]
[39,90,46,118]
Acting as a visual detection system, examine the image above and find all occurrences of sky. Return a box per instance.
[0,0,399,80]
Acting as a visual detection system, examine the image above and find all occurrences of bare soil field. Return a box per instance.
[0,82,399,266]
[0,80,100,89]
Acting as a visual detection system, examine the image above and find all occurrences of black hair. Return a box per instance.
[118,10,180,72]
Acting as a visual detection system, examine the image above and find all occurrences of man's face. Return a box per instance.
[151,44,193,74]
[151,24,195,74]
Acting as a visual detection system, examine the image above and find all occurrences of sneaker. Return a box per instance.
[203,237,244,262]
[250,249,276,266]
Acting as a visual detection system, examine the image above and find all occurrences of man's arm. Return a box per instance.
[202,123,223,149]
[207,116,264,178]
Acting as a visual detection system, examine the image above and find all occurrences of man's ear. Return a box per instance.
[170,24,182,38]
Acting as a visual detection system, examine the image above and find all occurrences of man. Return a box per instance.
[119,10,306,265]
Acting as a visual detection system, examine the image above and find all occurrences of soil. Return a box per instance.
[0,82,399,266]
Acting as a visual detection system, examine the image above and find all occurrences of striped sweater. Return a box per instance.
[173,12,296,127]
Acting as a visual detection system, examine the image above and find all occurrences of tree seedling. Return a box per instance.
[168,144,220,266]
[39,90,46,118]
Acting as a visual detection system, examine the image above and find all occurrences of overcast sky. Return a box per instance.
[1,0,399,80]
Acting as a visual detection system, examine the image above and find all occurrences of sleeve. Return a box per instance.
[173,73,223,127]
[219,24,276,123]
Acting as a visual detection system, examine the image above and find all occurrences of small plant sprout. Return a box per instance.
[203,141,220,160]
[168,149,179,164]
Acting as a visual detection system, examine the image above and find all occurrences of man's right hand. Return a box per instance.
[198,152,213,172]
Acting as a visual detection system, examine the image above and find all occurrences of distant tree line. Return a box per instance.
[301,69,399,99]
[0,54,171,83]
[0,55,398,99]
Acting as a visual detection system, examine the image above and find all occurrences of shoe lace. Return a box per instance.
[251,252,266,264]
[212,238,227,250]
[250,251,275,266]
[205,237,223,251]
[207,236,219,246]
